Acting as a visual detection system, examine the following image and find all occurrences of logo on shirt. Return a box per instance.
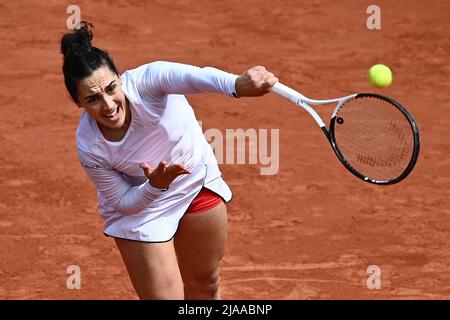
[82,163,102,170]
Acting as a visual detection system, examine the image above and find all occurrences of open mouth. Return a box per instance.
[103,106,119,120]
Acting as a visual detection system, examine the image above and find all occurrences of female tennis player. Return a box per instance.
[61,22,278,300]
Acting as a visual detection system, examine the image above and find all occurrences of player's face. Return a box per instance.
[77,65,128,130]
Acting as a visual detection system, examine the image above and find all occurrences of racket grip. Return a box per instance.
[270,82,301,104]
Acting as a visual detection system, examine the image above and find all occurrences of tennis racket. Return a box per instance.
[270,82,420,185]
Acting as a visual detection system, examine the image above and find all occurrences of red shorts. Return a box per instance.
[186,188,223,214]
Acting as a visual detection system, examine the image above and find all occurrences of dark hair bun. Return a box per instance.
[61,21,119,103]
[60,21,94,57]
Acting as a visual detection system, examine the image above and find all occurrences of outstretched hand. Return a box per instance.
[139,161,192,190]
[235,66,279,97]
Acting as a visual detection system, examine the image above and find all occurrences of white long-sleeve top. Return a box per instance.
[76,61,238,242]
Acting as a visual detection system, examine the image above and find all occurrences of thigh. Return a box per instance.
[174,201,228,281]
[114,237,183,300]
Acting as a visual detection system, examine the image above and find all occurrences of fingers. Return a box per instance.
[168,163,192,175]
[252,65,266,71]
[236,65,278,97]
[157,161,191,174]
[139,162,152,176]
[249,66,278,89]
[142,161,191,190]
[261,76,279,89]
[139,162,150,169]
[148,161,169,175]
[156,161,167,172]
[141,161,191,177]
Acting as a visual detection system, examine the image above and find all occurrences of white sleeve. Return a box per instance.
[136,61,239,100]
[78,149,165,216]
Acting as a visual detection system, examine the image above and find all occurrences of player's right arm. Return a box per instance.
[135,61,277,100]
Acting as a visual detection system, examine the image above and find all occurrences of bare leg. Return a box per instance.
[114,238,184,300]
[174,201,228,300]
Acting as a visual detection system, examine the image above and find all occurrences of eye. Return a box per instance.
[106,85,116,94]
[87,96,98,104]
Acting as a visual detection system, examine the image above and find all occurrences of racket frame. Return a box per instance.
[270,82,420,185]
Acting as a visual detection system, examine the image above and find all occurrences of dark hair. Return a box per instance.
[60,22,119,103]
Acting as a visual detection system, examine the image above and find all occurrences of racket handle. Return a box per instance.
[270,82,301,104]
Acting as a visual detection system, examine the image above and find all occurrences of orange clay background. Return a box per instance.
[1,0,449,299]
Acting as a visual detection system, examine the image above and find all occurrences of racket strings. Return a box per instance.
[333,96,414,181]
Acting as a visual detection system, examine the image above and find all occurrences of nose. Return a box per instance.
[101,93,117,111]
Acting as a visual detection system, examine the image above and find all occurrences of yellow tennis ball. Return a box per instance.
[369,64,393,88]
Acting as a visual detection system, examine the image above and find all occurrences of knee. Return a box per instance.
[184,269,221,298]
[133,274,184,300]
[137,279,184,300]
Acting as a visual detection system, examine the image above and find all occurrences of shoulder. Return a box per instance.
[75,111,103,154]
[121,61,173,104]
[76,111,94,147]
[77,145,110,169]
[121,61,171,82]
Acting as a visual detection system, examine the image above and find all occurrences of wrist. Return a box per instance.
[233,77,241,98]
[147,179,168,192]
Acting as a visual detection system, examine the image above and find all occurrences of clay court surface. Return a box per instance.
[1,0,449,299]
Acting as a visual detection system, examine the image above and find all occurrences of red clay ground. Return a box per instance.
[1,0,450,299]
